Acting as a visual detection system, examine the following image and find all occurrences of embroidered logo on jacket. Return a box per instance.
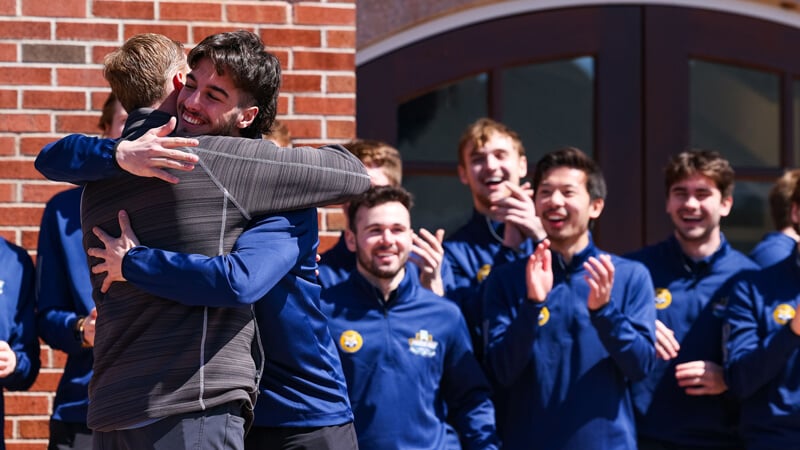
[476,264,492,283]
[408,330,438,357]
[773,304,796,325]
[655,288,672,310]
[339,330,363,353]
[538,307,550,326]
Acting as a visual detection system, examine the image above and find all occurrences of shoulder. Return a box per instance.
[623,239,670,264]
[0,239,33,270]
[609,253,653,280]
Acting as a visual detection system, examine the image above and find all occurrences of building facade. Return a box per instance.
[2,0,800,447]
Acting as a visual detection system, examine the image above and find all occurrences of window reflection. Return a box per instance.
[502,56,595,162]
[397,73,488,163]
[690,59,780,167]
[726,180,771,253]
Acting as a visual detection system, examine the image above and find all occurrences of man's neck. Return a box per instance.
[674,231,721,261]
[549,233,590,265]
[155,90,180,116]
[780,226,800,242]
[358,267,405,302]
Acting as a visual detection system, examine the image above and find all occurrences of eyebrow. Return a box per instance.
[186,73,231,100]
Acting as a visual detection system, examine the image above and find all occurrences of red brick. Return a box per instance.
[0,231,15,244]
[160,2,221,21]
[91,90,115,110]
[23,0,86,17]
[191,26,256,45]
[23,184,73,203]
[294,51,353,71]
[277,95,289,115]
[0,115,50,133]
[326,75,355,94]
[56,68,106,87]
[281,74,321,93]
[93,1,154,19]
[124,24,188,43]
[0,206,44,227]
[326,29,355,48]
[51,351,67,370]
[6,443,49,450]
[281,119,321,139]
[319,234,339,253]
[326,209,347,230]
[21,137,61,158]
[0,184,12,202]
[0,0,14,14]
[0,68,50,86]
[327,119,355,139]
[0,162,44,180]
[260,28,320,48]
[227,4,287,24]
[271,49,289,71]
[57,22,120,42]
[0,22,50,40]
[0,43,16,62]
[3,394,49,415]
[0,137,15,156]
[29,372,60,393]
[294,96,354,115]
[23,91,86,111]
[17,418,48,439]
[57,114,104,134]
[92,45,120,65]
[20,231,38,252]
[294,4,354,26]
[0,90,16,109]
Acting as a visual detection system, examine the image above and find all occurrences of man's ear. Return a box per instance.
[237,106,259,129]
[345,229,357,252]
[172,73,184,92]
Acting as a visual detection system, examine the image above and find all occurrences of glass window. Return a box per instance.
[501,56,595,162]
[690,59,780,167]
[404,175,474,233]
[397,73,488,163]
[725,180,772,253]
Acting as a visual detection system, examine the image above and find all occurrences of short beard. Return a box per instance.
[356,248,403,280]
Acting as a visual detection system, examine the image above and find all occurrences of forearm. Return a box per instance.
[486,300,541,386]
[198,138,371,215]
[122,215,300,307]
[590,300,656,382]
[35,134,121,182]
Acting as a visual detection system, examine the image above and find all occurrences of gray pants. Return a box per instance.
[92,403,245,450]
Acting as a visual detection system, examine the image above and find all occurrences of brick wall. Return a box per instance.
[0,1,356,448]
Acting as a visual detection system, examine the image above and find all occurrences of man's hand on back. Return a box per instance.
[115,117,200,184]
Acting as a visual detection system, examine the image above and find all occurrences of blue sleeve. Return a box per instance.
[34,200,90,355]
[484,267,543,387]
[724,276,800,399]
[121,214,300,307]
[2,251,40,391]
[35,134,121,183]
[441,313,499,450]
[589,263,656,382]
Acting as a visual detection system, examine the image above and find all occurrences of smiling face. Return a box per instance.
[346,201,412,283]
[176,57,258,137]
[458,131,527,215]
[534,166,604,255]
[666,173,732,247]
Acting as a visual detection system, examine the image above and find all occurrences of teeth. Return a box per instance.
[484,177,503,184]
[182,113,201,125]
